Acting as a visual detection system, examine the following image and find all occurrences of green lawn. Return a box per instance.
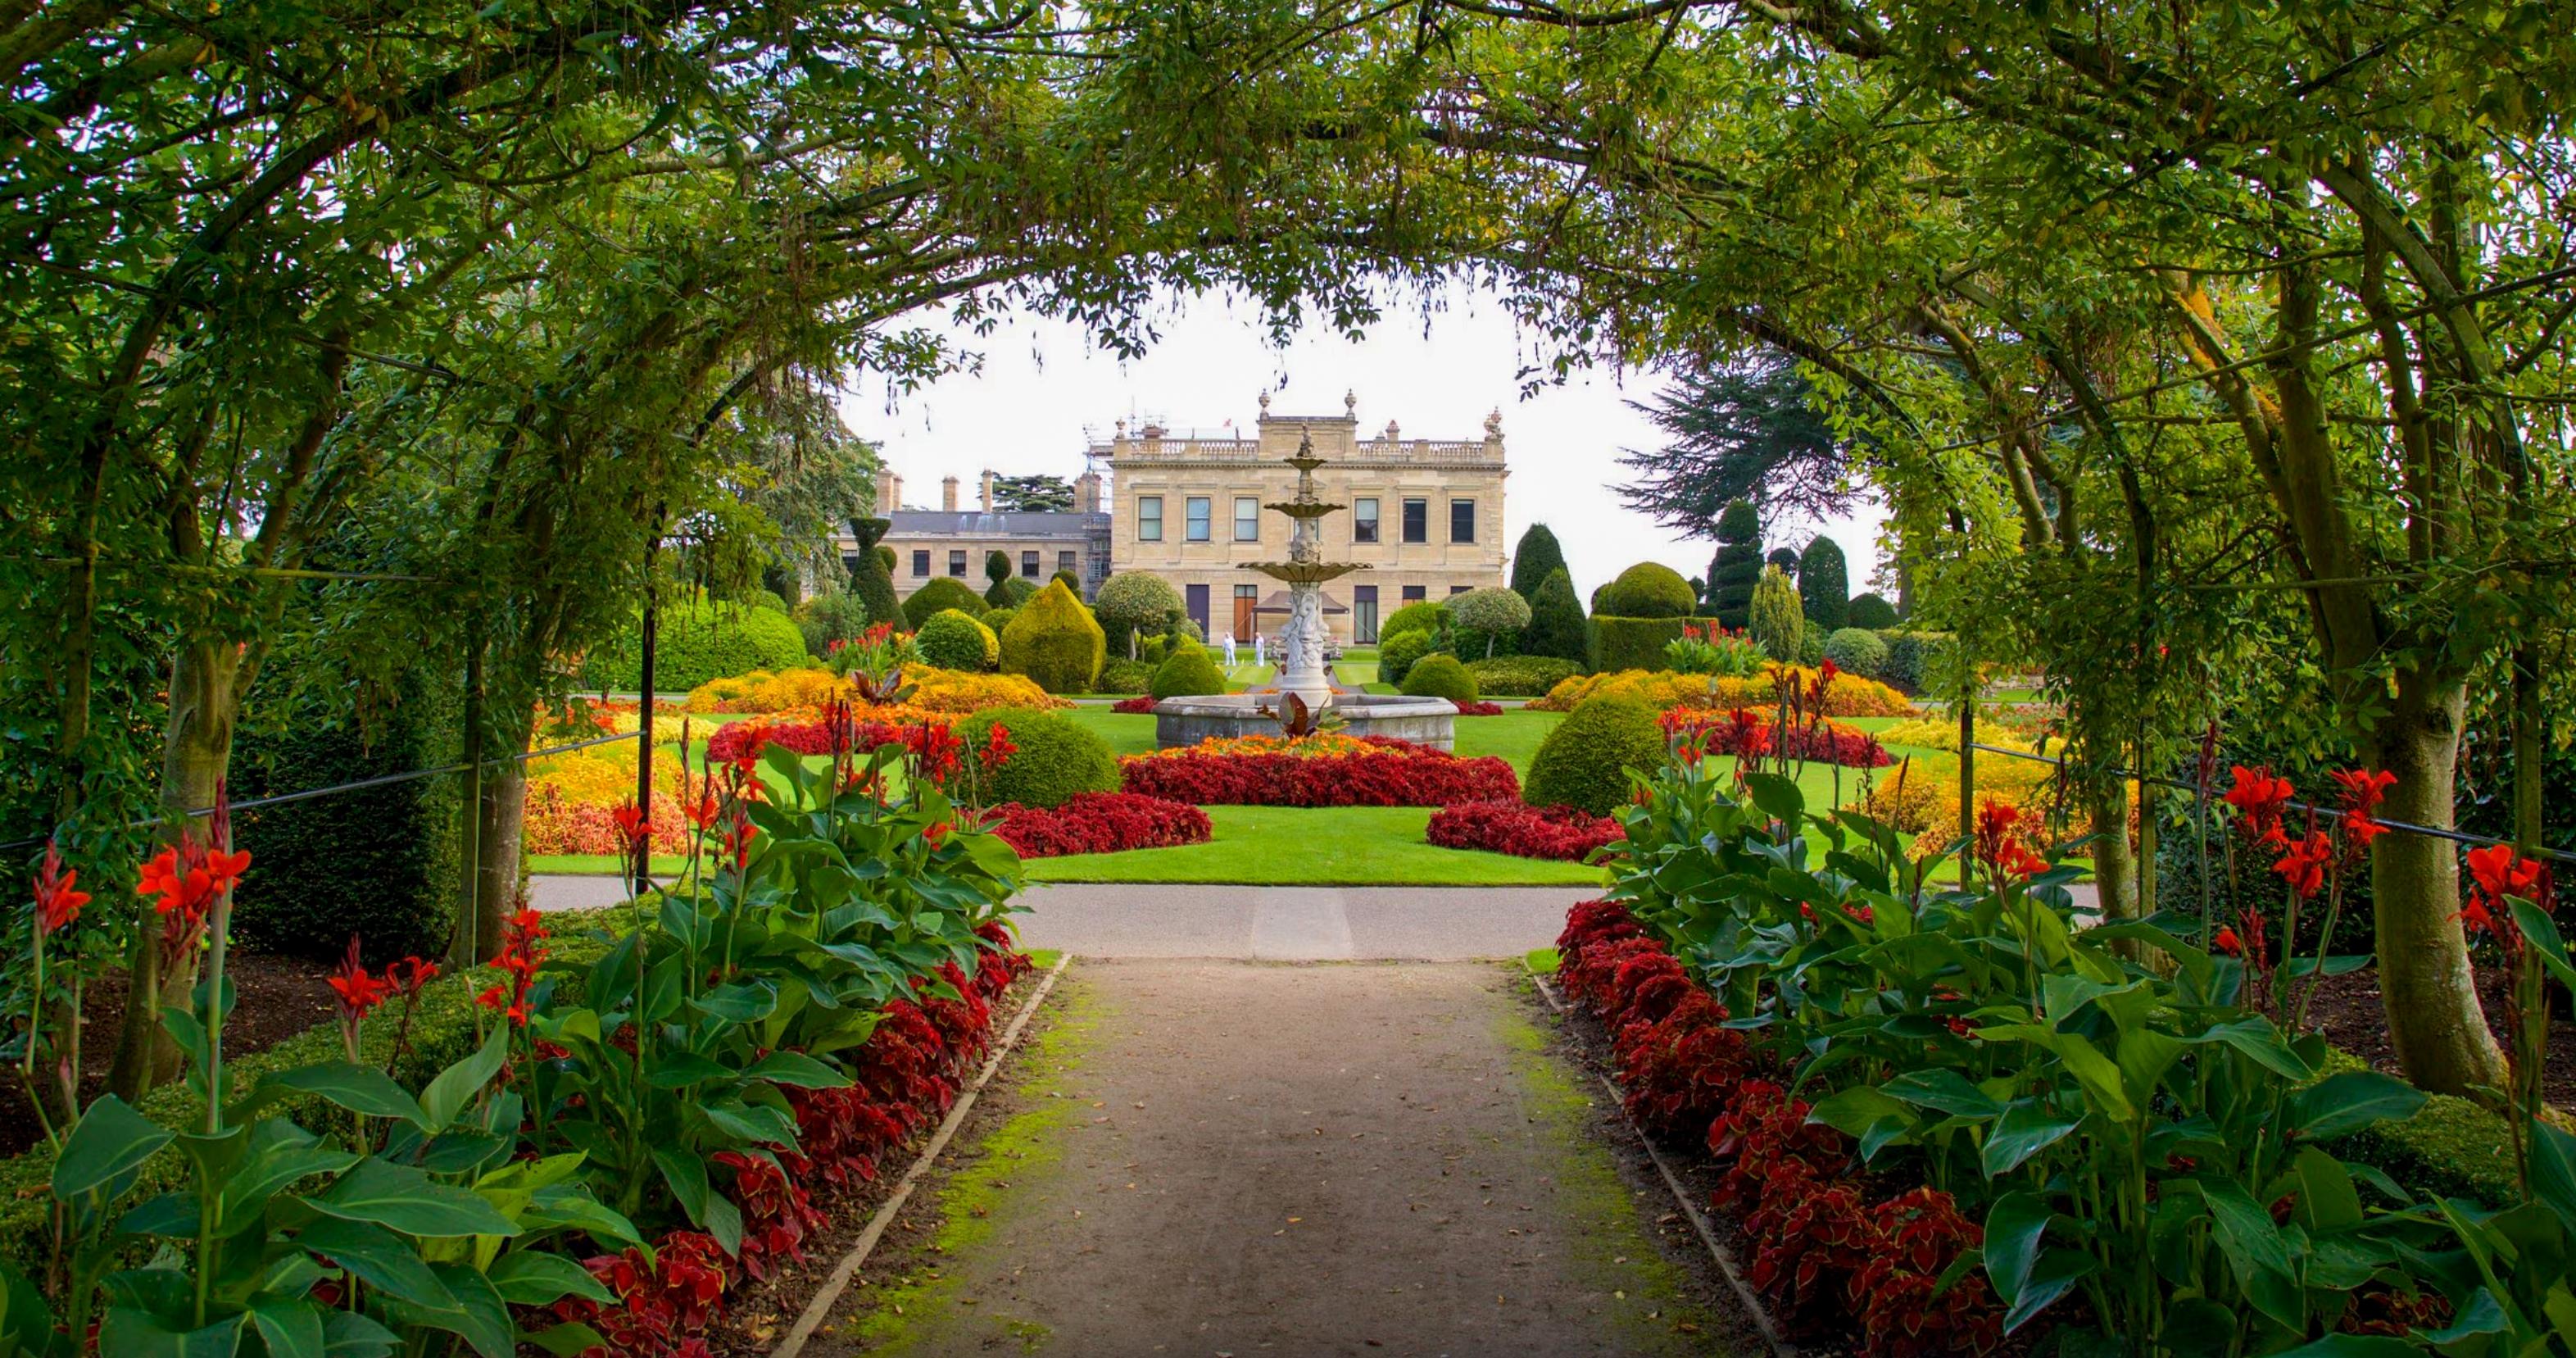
[1023,805,1606,886]
[1454,709,1557,773]
[1225,662,1275,689]
[1058,707,1158,756]
[1335,658,1381,688]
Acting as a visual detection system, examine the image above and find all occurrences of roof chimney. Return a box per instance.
[874,468,898,515]
[941,475,959,512]
[980,470,996,513]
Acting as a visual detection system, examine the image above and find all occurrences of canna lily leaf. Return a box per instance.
[644,1051,733,1088]
[1877,1068,2003,1120]
[295,1218,457,1310]
[419,1027,509,1133]
[2203,1179,2302,1331]
[246,1297,324,1358]
[98,1306,245,1357]
[308,1159,519,1238]
[488,1250,615,1306]
[379,1263,513,1358]
[52,1095,174,1201]
[524,1324,610,1357]
[1981,1102,2082,1178]
[746,1051,850,1089]
[320,1310,399,1358]
[2509,897,2576,993]
[2287,1070,2426,1144]
[2266,1337,2425,1356]
[256,1064,427,1129]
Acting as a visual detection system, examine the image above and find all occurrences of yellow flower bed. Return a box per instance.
[1135,732,1378,760]
[1856,751,2070,859]
[527,742,688,806]
[1875,716,2035,755]
[1530,665,1915,718]
[683,665,1068,716]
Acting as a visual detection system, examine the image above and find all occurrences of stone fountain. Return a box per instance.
[1152,432,1462,750]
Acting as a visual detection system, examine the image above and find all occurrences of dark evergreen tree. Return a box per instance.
[1705,500,1764,628]
[1767,547,1798,572]
[843,516,903,626]
[1617,355,1858,537]
[1508,523,1570,602]
[984,549,1015,606]
[1798,535,1848,631]
[991,473,1075,512]
[1521,567,1590,665]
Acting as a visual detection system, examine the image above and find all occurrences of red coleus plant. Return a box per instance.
[989,793,1211,858]
[1118,741,1519,807]
[1109,695,1158,714]
[1426,800,1621,861]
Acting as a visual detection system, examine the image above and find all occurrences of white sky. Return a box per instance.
[838,284,1884,598]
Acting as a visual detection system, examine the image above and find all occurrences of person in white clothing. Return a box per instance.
[1252,634,1266,667]
[1222,632,1238,667]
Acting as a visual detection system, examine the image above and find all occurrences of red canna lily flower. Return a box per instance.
[683,789,722,831]
[2329,768,2397,851]
[2221,765,2295,848]
[981,721,1018,774]
[2467,843,2546,909]
[31,838,88,938]
[1974,799,2023,870]
[2212,926,2243,956]
[2272,831,2334,900]
[329,935,392,1026]
[610,801,651,853]
[924,820,953,847]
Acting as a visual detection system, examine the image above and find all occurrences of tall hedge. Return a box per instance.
[232,662,462,962]
[1798,535,1848,632]
[1590,615,1690,672]
[900,575,987,629]
[999,579,1104,693]
[1706,499,1763,628]
[844,515,904,626]
[1848,592,1901,630]
[581,597,807,691]
[1749,565,1804,662]
[1596,561,1697,618]
[1508,522,1569,602]
[1520,567,1590,665]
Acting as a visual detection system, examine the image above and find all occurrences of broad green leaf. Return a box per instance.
[1983,1191,2052,1305]
[382,1264,514,1358]
[320,1310,399,1358]
[99,1308,245,1358]
[2288,1147,2364,1232]
[691,981,778,1023]
[259,1064,427,1129]
[296,1218,457,1309]
[745,1051,850,1089]
[2204,1179,2301,1330]
[1982,1102,2082,1178]
[309,1159,519,1238]
[2266,1338,2425,1357]
[220,1142,361,1224]
[653,1147,714,1224]
[522,1184,643,1251]
[2510,897,2576,992]
[52,1096,174,1201]
[246,1298,324,1358]
[488,1250,615,1306]
[420,1027,509,1132]
[643,1051,732,1088]
[524,1324,610,1357]
[1879,1067,2003,1120]
[2288,1070,2427,1143]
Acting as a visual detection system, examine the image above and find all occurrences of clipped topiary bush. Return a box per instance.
[916,608,999,671]
[999,579,1105,694]
[1706,500,1763,628]
[1095,572,1185,656]
[1798,536,1848,632]
[901,576,987,630]
[965,707,1119,808]
[1822,626,1890,679]
[581,597,809,692]
[1879,629,1957,693]
[1508,523,1570,602]
[1748,564,1804,662]
[1467,655,1583,697]
[998,576,1040,607]
[1596,561,1698,619]
[1378,628,1441,686]
[1848,592,1901,630]
[1519,567,1590,666]
[1095,657,1155,694]
[1149,645,1227,699]
[1524,696,1666,815]
[1447,587,1532,659]
[1399,652,1480,703]
[1589,615,1689,673]
[1381,598,1449,643]
[982,606,1018,635]
[844,515,904,626]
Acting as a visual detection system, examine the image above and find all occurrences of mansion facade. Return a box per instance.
[846,393,1509,647]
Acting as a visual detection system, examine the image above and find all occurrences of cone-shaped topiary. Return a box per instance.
[1399,652,1480,703]
[1595,561,1697,619]
[1705,500,1763,628]
[900,576,987,629]
[999,579,1105,693]
[964,708,1119,808]
[916,608,999,670]
[1847,592,1900,630]
[1798,535,1848,631]
[1508,523,1570,602]
[1524,696,1665,815]
[1520,567,1590,665]
[1749,564,1804,662]
[1149,644,1227,699]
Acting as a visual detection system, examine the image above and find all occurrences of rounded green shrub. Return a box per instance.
[1095,572,1185,654]
[1879,629,1959,694]
[1094,657,1155,694]
[1848,593,1901,630]
[900,576,987,629]
[1589,616,1688,673]
[581,597,808,691]
[1447,587,1531,658]
[1822,626,1890,679]
[1381,599,1449,643]
[1149,645,1227,699]
[1378,628,1441,686]
[1399,653,1480,703]
[998,579,1105,694]
[1797,628,1827,667]
[1597,561,1697,619]
[997,576,1040,607]
[982,606,1019,635]
[916,608,999,670]
[964,708,1119,809]
[1524,696,1666,815]
[1467,655,1583,697]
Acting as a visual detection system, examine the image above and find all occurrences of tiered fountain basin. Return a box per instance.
[1152,694,1462,751]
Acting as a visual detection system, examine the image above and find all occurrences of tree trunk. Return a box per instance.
[2367,680,2506,1096]
[107,637,238,1098]
[2088,777,2137,926]
[466,755,528,964]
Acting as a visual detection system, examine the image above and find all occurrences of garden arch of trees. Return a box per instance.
[8,0,2572,1098]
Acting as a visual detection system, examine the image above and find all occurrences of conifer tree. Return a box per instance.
[1508,523,1570,602]
[1705,500,1764,628]
[1798,535,1848,632]
[1520,567,1590,665]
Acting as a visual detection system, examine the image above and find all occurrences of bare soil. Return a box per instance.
[800,959,1760,1357]
[2306,963,2576,1104]
[0,950,341,1159]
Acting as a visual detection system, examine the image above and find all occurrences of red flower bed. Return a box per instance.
[990,793,1211,857]
[1119,740,1518,807]
[1426,800,1621,861]
[1110,696,1157,714]
[556,925,1032,1355]
[1660,706,1891,768]
[704,714,955,765]
[1555,902,2002,1355]
[1454,701,1505,716]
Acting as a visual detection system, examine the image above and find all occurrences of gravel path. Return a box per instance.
[802,959,1740,1357]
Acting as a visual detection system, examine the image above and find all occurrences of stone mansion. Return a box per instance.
[850,393,1510,647]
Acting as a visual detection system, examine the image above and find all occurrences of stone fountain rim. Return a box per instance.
[1150,693,1462,720]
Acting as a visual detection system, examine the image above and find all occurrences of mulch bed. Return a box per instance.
[2306,962,2576,1105]
[0,950,342,1160]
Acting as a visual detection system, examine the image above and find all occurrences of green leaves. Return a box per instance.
[2287,1070,2426,1144]
[52,1095,173,1201]
[308,1160,520,1239]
